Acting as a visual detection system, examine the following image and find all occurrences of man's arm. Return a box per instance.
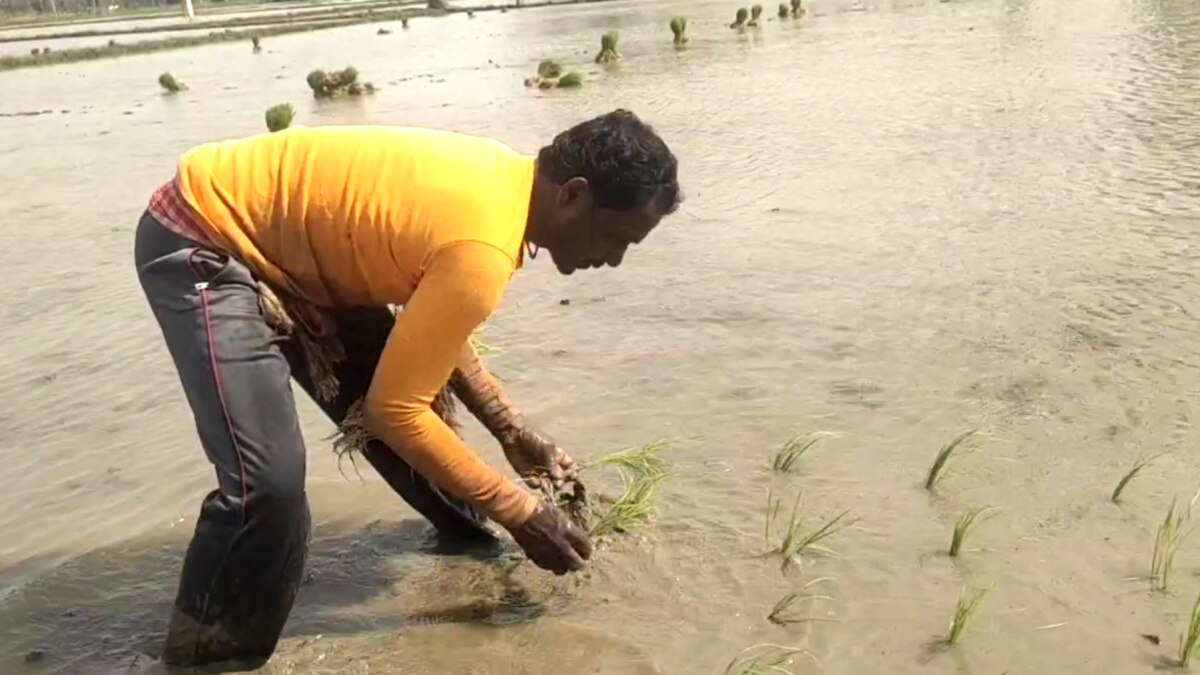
[362,241,536,528]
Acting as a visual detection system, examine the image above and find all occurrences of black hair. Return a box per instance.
[536,109,682,214]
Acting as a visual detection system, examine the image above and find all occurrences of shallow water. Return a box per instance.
[3,0,1200,672]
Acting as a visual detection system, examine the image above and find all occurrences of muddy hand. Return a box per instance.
[505,502,593,574]
[502,427,578,489]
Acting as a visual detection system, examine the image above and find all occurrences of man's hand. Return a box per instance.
[504,501,592,574]
[501,427,578,490]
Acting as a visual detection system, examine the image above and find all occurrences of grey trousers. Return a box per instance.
[133,211,493,669]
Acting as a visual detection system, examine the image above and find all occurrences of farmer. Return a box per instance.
[133,108,681,669]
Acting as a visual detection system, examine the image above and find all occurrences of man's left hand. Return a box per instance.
[501,428,578,490]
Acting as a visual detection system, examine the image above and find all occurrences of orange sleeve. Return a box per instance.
[362,241,538,529]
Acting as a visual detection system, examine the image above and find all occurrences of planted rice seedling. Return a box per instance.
[946,586,988,644]
[264,103,294,132]
[767,578,834,625]
[724,643,813,674]
[158,71,185,93]
[670,16,689,45]
[595,31,620,63]
[772,432,831,472]
[949,506,994,557]
[925,429,981,490]
[748,4,763,26]
[1179,591,1200,668]
[731,7,749,28]
[790,0,805,16]
[778,3,790,18]
[251,35,261,51]
[766,491,857,570]
[1150,497,1191,592]
[1111,455,1157,503]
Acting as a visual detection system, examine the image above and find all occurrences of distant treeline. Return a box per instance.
[0,0,283,18]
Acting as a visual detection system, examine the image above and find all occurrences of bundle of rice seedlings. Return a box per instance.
[925,429,981,490]
[778,3,789,18]
[946,586,988,644]
[556,71,584,88]
[158,72,186,93]
[731,7,749,28]
[594,31,620,63]
[584,439,672,536]
[748,4,763,26]
[670,16,689,45]
[264,103,295,132]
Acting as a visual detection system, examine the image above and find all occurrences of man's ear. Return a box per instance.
[557,176,591,210]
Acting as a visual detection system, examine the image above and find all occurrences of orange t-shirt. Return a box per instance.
[175,125,538,527]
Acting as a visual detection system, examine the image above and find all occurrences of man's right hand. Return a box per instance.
[504,502,593,574]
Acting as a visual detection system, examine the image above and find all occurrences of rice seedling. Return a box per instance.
[748,4,763,26]
[595,31,620,63]
[1150,497,1191,592]
[588,469,665,536]
[588,439,670,479]
[556,71,584,88]
[731,7,749,28]
[158,71,185,93]
[723,643,813,674]
[778,3,790,18]
[376,27,392,35]
[948,506,994,557]
[264,103,295,133]
[790,0,806,16]
[925,429,981,490]
[467,10,476,17]
[1111,455,1156,503]
[766,491,857,571]
[401,16,410,28]
[306,67,375,99]
[766,578,834,625]
[251,35,261,51]
[771,432,831,473]
[1179,591,1200,668]
[670,16,689,45]
[537,58,563,78]
[946,586,988,644]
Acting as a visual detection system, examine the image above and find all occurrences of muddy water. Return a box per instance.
[3,0,1200,672]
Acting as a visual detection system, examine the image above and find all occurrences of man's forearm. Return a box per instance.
[449,341,525,445]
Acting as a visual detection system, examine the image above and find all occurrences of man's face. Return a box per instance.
[543,178,667,275]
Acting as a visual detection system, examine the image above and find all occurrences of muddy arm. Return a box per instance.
[449,341,525,445]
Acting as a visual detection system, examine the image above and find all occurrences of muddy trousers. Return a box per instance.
[133,212,494,669]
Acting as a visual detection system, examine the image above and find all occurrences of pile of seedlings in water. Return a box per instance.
[158,72,186,93]
[595,31,621,63]
[306,67,375,98]
[748,4,764,26]
[730,7,749,29]
[264,103,295,132]
[670,16,689,46]
[523,59,584,89]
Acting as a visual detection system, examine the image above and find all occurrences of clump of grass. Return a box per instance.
[767,578,834,625]
[766,491,857,571]
[790,0,805,16]
[949,506,994,557]
[251,35,261,51]
[731,7,749,28]
[778,3,790,18]
[264,103,295,133]
[158,71,185,93]
[1150,497,1192,592]
[925,429,981,490]
[1179,591,1200,668]
[748,4,763,26]
[724,643,813,674]
[306,67,375,98]
[946,586,988,644]
[670,16,689,45]
[595,30,620,63]
[772,432,831,473]
[1111,455,1156,503]
[556,71,584,88]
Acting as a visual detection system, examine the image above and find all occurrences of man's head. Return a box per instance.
[527,109,681,275]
